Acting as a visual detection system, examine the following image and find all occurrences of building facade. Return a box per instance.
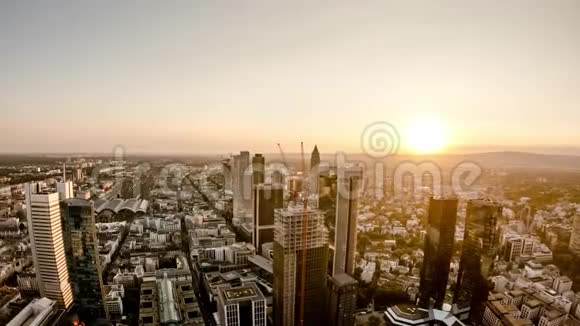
[418,196,458,309]
[25,183,73,309]
[61,198,108,321]
[252,154,265,185]
[333,166,363,277]
[252,183,284,252]
[454,199,502,321]
[327,273,358,326]
[273,205,329,326]
[6,298,57,326]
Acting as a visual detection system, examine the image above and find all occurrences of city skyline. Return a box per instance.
[3,1,580,325]
[2,1,580,154]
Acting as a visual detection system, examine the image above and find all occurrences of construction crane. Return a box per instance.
[298,141,309,326]
[276,143,288,168]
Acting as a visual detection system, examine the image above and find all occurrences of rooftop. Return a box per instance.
[331,273,358,287]
[7,297,56,326]
[224,287,256,300]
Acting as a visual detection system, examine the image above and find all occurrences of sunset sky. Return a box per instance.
[1,1,580,154]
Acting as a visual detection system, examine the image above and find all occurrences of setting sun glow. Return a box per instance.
[406,118,448,154]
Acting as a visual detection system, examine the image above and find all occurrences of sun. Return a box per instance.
[406,117,448,154]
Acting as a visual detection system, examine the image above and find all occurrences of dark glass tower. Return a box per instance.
[454,199,501,322]
[252,153,265,185]
[253,183,284,252]
[61,199,108,322]
[418,196,458,309]
[318,166,338,275]
[327,273,358,326]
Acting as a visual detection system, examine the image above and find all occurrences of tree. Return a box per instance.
[354,267,363,281]
[374,288,409,310]
[358,235,371,256]
[376,242,385,251]
[367,315,383,326]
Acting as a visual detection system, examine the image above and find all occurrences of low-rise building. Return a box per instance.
[216,282,267,326]
[6,298,57,326]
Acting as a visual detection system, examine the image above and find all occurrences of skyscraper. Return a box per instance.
[273,205,328,326]
[240,151,252,216]
[222,159,233,193]
[232,154,242,218]
[310,145,320,170]
[61,198,108,321]
[419,196,458,309]
[252,153,265,185]
[327,273,358,326]
[310,145,320,200]
[232,151,253,222]
[253,183,284,252]
[454,199,501,322]
[333,166,363,276]
[25,183,73,309]
[318,165,338,275]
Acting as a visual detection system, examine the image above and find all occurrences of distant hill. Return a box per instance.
[2,150,580,172]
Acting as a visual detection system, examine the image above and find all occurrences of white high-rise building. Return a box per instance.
[25,183,73,309]
[56,181,73,201]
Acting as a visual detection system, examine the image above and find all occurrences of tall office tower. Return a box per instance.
[222,159,233,193]
[232,154,242,218]
[61,199,108,321]
[25,183,73,309]
[454,199,501,322]
[217,282,267,326]
[318,165,338,275]
[253,183,284,252]
[240,151,252,219]
[318,165,338,226]
[569,215,580,257]
[310,146,320,202]
[418,196,458,309]
[252,154,265,185]
[333,166,363,276]
[273,205,329,326]
[327,273,358,326]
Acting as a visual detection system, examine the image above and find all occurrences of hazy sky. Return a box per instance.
[1,0,580,154]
